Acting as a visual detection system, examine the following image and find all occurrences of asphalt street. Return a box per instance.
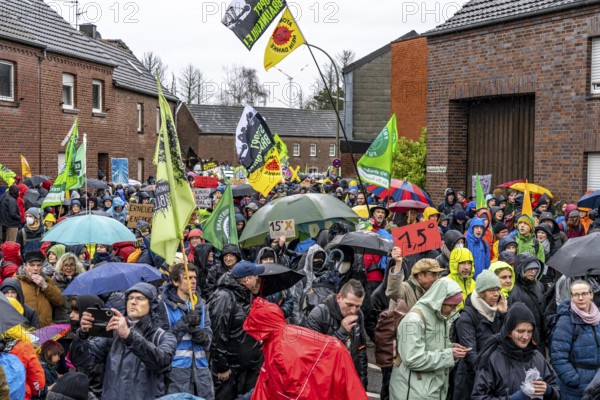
[366,344,382,399]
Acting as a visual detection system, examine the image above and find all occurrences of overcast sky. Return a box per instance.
[45,0,469,107]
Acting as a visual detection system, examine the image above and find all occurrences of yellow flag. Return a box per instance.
[264,7,306,71]
[522,180,533,217]
[248,148,282,196]
[20,155,32,178]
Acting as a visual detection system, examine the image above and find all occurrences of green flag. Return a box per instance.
[357,114,398,189]
[42,120,79,207]
[150,76,197,264]
[202,184,238,251]
[72,133,87,190]
[0,163,16,186]
[273,134,288,160]
[475,174,486,209]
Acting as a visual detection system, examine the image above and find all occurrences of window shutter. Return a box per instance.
[587,153,600,190]
[592,38,600,94]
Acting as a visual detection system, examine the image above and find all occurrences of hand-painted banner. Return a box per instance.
[391,220,442,257]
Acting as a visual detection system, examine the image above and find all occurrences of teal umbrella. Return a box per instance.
[239,194,360,248]
[42,214,136,245]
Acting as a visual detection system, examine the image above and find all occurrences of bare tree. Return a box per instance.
[141,51,168,82]
[306,49,355,110]
[170,72,177,96]
[178,64,203,104]
[220,64,269,106]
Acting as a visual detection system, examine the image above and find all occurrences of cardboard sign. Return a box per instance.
[194,176,219,188]
[127,203,154,229]
[229,178,247,185]
[391,219,443,257]
[193,188,213,209]
[268,219,296,241]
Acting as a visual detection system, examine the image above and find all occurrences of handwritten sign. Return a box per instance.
[127,203,154,229]
[268,219,297,241]
[391,219,442,257]
[194,176,219,188]
[193,188,212,209]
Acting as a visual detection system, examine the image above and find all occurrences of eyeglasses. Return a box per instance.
[127,295,148,302]
[572,292,591,298]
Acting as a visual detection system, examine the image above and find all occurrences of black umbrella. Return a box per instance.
[0,291,26,334]
[23,189,42,209]
[232,184,256,197]
[547,232,600,277]
[86,178,108,189]
[327,230,394,256]
[257,263,305,297]
[24,175,50,188]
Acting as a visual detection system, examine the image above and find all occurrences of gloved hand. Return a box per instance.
[184,310,201,327]
[173,317,190,338]
[190,327,210,346]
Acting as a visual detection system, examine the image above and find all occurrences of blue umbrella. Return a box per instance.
[42,214,136,245]
[578,190,600,210]
[62,263,163,295]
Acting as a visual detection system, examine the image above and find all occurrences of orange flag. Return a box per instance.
[522,180,533,217]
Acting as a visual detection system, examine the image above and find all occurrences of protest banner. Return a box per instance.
[268,219,297,241]
[127,203,154,229]
[194,176,219,188]
[391,219,442,257]
[193,188,213,208]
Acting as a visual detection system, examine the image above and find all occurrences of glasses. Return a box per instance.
[572,292,591,298]
[127,295,148,302]
[63,263,75,268]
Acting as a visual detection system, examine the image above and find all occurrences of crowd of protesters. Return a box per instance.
[0,172,600,400]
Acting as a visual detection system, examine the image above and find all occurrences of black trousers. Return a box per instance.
[213,367,259,400]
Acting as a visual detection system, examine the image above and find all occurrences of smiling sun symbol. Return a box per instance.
[273,26,293,46]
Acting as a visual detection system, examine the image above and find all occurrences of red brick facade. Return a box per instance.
[426,6,600,203]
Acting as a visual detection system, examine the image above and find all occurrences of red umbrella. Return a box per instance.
[367,179,433,205]
[497,179,526,188]
[388,200,429,213]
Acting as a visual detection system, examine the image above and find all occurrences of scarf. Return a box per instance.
[571,301,600,326]
[471,292,498,322]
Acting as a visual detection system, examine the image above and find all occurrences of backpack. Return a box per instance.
[450,306,478,344]
[0,352,26,400]
[299,281,336,324]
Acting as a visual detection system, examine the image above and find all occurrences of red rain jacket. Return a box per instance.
[243,298,368,400]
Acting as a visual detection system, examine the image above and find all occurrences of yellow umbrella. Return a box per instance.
[352,205,376,218]
[509,182,553,198]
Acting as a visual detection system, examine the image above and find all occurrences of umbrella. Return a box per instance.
[23,189,42,209]
[578,190,600,210]
[327,230,394,256]
[239,194,360,248]
[24,175,50,188]
[509,182,553,198]
[497,179,526,188]
[257,263,305,297]
[232,184,255,197]
[367,179,433,205]
[42,214,136,245]
[0,291,27,334]
[62,262,163,295]
[127,179,141,187]
[388,199,429,213]
[85,178,108,189]
[31,324,71,347]
[547,232,600,277]
[352,205,376,219]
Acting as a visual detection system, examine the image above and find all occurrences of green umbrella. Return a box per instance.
[239,194,360,247]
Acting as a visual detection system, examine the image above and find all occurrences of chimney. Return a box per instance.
[79,24,98,39]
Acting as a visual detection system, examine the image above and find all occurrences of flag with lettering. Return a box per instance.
[357,114,398,189]
[235,105,275,173]
[42,120,80,207]
[222,0,286,50]
[248,147,281,196]
[202,184,238,251]
[73,134,87,189]
[264,7,306,70]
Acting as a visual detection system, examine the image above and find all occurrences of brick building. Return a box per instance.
[424,0,600,203]
[0,0,177,183]
[177,104,338,172]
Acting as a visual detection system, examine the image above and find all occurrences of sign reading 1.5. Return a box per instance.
[391,220,442,257]
[268,219,296,241]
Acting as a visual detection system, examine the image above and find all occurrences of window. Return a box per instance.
[156,107,160,133]
[137,103,143,132]
[329,144,336,157]
[137,158,144,181]
[62,73,75,109]
[293,143,300,157]
[0,61,14,101]
[92,80,102,112]
[592,38,600,94]
[310,143,317,157]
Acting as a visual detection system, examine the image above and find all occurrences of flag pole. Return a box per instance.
[180,237,195,310]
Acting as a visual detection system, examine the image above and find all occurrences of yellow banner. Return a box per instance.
[248,148,282,197]
[264,7,306,71]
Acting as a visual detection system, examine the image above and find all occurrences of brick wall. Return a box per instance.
[391,37,428,141]
[426,6,600,203]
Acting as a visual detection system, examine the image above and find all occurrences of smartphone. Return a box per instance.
[86,307,114,337]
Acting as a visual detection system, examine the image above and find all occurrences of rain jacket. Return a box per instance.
[466,218,490,278]
[447,248,475,310]
[550,300,600,400]
[435,230,465,273]
[16,223,45,256]
[303,294,369,388]
[386,273,427,310]
[69,286,177,400]
[205,244,241,298]
[42,244,66,276]
[108,197,128,225]
[515,215,545,263]
[162,284,214,400]
[0,187,21,228]
[244,297,368,400]
[192,243,214,298]
[16,269,64,327]
[255,247,295,318]
[4,339,45,399]
[0,278,40,329]
[390,278,462,400]
[489,261,515,298]
[207,272,262,374]
[0,258,18,287]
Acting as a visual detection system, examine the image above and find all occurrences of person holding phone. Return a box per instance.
[69,282,177,400]
[472,302,559,399]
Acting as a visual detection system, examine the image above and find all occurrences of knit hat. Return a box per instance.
[25,207,40,219]
[454,210,466,221]
[568,210,580,219]
[517,215,534,231]
[476,270,501,294]
[47,372,89,400]
[493,222,508,235]
[500,302,536,338]
[125,282,157,301]
[188,228,203,239]
[443,292,464,305]
[259,249,276,263]
[538,212,554,224]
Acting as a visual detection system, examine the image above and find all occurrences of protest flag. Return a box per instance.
[248,147,281,196]
[222,0,287,50]
[264,7,306,71]
[0,163,16,186]
[73,134,87,189]
[273,134,288,160]
[202,184,238,251]
[522,180,533,217]
[475,175,486,210]
[20,156,32,178]
[150,77,197,265]
[235,105,275,173]
[357,114,398,189]
[42,119,79,208]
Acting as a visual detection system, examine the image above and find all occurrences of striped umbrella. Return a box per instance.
[367,179,433,205]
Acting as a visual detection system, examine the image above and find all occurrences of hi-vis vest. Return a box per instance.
[164,302,208,369]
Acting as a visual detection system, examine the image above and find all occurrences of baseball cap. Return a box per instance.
[231,261,265,279]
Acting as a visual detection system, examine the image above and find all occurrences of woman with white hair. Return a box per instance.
[52,252,86,324]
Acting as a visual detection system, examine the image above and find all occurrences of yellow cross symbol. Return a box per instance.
[289,165,301,182]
